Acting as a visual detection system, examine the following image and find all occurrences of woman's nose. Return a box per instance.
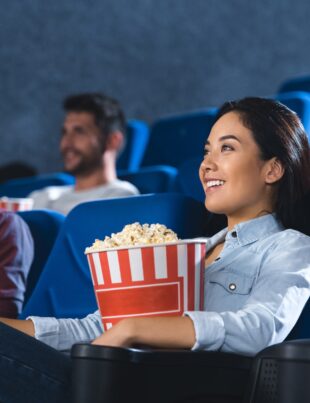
[201,154,217,172]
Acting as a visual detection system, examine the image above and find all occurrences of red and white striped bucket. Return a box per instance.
[0,197,33,212]
[86,240,206,330]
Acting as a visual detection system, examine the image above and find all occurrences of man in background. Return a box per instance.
[29,93,139,215]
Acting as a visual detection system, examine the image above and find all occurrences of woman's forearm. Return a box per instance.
[92,316,196,349]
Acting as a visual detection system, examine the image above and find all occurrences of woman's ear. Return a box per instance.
[265,157,285,184]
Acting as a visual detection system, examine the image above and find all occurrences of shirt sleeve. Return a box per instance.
[28,310,103,351]
[0,211,34,317]
[185,232,310,356]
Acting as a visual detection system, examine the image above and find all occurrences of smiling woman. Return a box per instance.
[0,97,310,403]
[92,98,310,353]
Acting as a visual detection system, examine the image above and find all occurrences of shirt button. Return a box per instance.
[229,283,237,291]
[231,231,237,238]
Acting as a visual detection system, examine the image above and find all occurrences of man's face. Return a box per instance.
[60,112,105,176]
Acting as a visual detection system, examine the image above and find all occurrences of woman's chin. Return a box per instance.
[204,201,226,215]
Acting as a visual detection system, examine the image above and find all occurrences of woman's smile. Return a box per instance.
[203,178,225,193]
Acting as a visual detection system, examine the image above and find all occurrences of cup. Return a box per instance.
[0,197,34,212]
[85,240,206,330]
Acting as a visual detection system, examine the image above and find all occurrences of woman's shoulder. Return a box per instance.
[264,227,310,258]
[277,228,310,243]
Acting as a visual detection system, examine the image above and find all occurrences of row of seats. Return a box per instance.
[0,160,204,201]
[2,93,310,203]
[278,74,310,95]
[1,90,309,197]
[120,90,310,174]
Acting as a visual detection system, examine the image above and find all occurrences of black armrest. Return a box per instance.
[245,339,310,403]
[71,343,253,403]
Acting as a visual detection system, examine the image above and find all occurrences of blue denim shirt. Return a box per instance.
[186,214,310,355]
[30,214,310,355]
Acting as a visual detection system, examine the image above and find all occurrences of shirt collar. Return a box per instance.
[207,214,284,251]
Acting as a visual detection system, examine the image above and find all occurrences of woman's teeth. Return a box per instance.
[206,180,225,188]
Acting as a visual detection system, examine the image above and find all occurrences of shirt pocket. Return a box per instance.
[208,271,255,295]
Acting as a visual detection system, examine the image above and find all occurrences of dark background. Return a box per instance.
[1,0,309,173]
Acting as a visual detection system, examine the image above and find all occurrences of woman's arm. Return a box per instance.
[92,316,196,349]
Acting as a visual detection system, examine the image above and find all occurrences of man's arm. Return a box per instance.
[0,211,34,317]
[0,318,35,337]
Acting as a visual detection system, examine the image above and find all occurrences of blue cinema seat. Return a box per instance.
[116,120,150,172]
[17,210,65,305]
[141,108,217,168]
[175,156,204,202]
[0,173,75,198]
[118,165,178,193]
[275,91,310,135]
[278,75,310,94]
[20,193,212,319]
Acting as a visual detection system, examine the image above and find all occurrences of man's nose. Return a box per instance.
[60,133,73,147]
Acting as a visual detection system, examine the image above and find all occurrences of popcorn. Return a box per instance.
[85,222,179,252]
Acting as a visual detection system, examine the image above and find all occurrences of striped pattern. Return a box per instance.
[0,199,33,212]
[87,242,206,331]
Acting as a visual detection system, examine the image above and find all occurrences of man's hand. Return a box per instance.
[0,318,35,337]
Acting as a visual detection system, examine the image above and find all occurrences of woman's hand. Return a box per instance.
[92,318,137,347]
[92,316,196,349]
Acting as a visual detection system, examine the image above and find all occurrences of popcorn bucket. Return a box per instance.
[0,197,33,212]
[86,240,206,330]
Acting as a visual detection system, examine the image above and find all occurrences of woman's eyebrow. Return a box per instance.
[205,134,241,145]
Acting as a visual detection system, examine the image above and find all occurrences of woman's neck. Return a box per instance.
[227,209,272,231]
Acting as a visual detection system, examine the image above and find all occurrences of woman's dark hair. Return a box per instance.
[215,97,310,232]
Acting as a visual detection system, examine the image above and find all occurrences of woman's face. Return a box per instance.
[199,111,276,228]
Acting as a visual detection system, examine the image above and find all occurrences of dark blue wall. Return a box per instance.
[1,0,310,172]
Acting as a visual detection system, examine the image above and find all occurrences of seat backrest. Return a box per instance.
[141,108,217,168]
[285,298,310,340]
[116,120,150,172]
[175,157,205,202]
[275,91,310,136]
[20,193,212,319]
[0,173,75,198]
[278,75,310,94]
[17,209,65,305]
[118,165,178,193]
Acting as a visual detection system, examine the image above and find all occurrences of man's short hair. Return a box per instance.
[63,93,126,139]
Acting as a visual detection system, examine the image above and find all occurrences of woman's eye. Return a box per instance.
[221,144,233,152]
[203,149,210,156]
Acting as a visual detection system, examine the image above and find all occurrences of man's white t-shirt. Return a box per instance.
[29,179,139,215]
